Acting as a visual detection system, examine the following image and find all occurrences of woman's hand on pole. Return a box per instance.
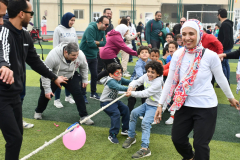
[228,98,240,110]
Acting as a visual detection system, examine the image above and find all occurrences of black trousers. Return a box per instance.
[138,35,142,45]
[97,57,121,81]
[150,39,160,49]
[35,72,88,117]
[172,106,217,160]
[97,53,104,74]
[127,85,146,113]
[0,96,23,160]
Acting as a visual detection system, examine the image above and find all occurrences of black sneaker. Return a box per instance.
[108,133,119,144]
[121,130,128,136]
[90,93,100,100]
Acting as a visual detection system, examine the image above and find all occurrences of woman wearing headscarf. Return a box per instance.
[53,12,78,108]
[97,24,138,80]
[154,19,240,160]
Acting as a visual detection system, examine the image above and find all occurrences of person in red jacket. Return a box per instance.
[202,33,223,54]
[202,33,223,86]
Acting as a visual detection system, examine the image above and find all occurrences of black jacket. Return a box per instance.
[172,23,181,36]
[136,25,142,33]
[225,47,240,59]
[218,19,234,50]
[105,20,114,35]
[0,20,57,97]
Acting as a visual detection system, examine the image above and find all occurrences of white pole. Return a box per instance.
[20,94,126,160]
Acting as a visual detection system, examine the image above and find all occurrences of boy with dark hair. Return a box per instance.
[166,23,170,33]
[206,26,212,34]
[100,63,131,144]
[122,61,164,159]
[128,46,151,113]
[164,32,174,47]
[176,34,183,48]
[160,45,169,65]
[150,48,162,65]
[215,24,220,38]
[166,41,178,64]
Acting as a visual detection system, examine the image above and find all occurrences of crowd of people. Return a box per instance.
[0,0,240,160]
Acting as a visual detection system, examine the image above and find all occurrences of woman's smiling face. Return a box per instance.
[182,27,198,49]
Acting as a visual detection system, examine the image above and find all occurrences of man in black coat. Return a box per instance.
[172,17,186,37]
[0,1,67,159]
[218,8,234,84]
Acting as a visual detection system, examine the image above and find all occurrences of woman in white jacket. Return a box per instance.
[154,19,240,160]
[53,12,78,108]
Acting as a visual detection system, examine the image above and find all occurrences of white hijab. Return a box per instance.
[181,21,201,46]
[115,24,129,39]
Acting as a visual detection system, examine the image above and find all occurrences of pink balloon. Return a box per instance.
[63,125,86,150]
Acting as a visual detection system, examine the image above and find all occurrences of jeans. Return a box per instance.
[35,72,88,117]
[222,49,231,82]
[150,39,160,49]
[100,101,129,135]
[54,88,70,100]
[128,103,157,148]
[82,58,98,95]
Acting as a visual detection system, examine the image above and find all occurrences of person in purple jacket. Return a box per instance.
[97,24,138,80]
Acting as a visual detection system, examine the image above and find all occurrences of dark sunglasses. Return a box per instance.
[23,11,34,16]
[180,21,185,23]
[103,23,109,27]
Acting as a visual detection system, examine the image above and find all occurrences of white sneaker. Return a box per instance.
[54,99,64,108]
[23,121,34,128]
[123,72,131,77]
[65,96,75,104]
[139,116,144,120]
[126,71,130,74]
[235,133,240,138]
[80,116,94,125]
[34,112,42,120]
[151,121,157,125]
[165,116,174,125]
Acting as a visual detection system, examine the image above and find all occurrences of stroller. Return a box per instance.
[30,27,48,60]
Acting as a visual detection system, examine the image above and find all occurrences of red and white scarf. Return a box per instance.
[166,19,204,111]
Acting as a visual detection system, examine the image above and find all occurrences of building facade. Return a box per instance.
[36,0,240,34]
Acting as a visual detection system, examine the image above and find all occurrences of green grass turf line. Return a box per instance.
[1,118,240,160]
[21,85,240,143]
[36,49,52,54]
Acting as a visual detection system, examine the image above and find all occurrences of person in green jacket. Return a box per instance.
[79,16,109,103]
[145,11,164,49]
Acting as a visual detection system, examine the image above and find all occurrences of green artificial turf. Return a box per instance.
[1,41,240,160]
